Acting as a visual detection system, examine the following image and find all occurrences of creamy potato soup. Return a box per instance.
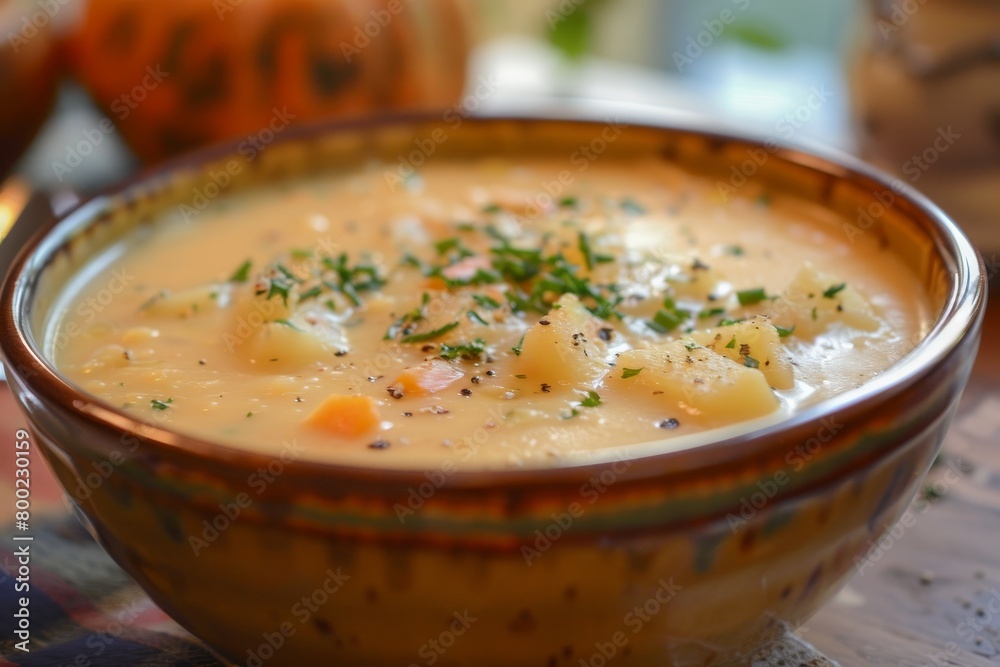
[51,157,931,468]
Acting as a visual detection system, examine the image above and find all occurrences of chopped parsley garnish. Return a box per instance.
[321,253,385,307]
[257,275,294,306]
[254,253,384,310]
[621,367,644,379]
[385,293,430,340]
[434,237,474,259]
[736,287,769,306]
[699,307,726,319]
[229,260,252,283]
[724,245,745,257]
[718,318,744,327]
[647,299,688,334]
[576,231,613,271]
[511,332,526,356]
[580,391,602,407]
[559,196,579,208]
[439,338,488,361]
[775,325,796,338]
[823,283,847,299]
[416,227,622,320]
[725,336,737,349]
[811,306,818,321]
[684,341,699,351]
[151,398,172,411]
[299,285,323,301]
[466,310,489,326]
[744,355,760,369]
[272,319,302,331]
[472,294,501,310]
[400,321,460,344]
[275,263,303,284]
[482,203,503,214]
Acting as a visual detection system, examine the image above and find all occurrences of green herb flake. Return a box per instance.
[559,196,579,208]
[621,367,644,379]
[260,279,292,306]
[699,307,726,319]
[273,319,303,331]
[736,287,768,306]
[151,398,172,411]
[482,203,503,214]
[578,231,596,271]
[511,332,526,357]
[724,245,745,257]
[823,283,847,299]
[775,325,796,338]
[580,390,602,408]
[275,264,303,284]
[744,355,760,369]
[467,310,489,326]
[401,321,460,344]
[472,294,501,310]
[725,336,737,349]
[440,338,488,361]
[299,286,323,301]
[229,259,253,283]
[811,306,818,321]
[434,237,474,259]
[647,301,688,334]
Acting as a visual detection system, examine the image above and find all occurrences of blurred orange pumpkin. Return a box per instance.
[0,0,61,178]
[64,0,469,163]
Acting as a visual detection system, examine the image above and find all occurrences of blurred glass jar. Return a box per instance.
[850,0,1000,252]
[0,0,61,179]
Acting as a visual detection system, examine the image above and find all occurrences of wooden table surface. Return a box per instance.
[1,275,997,666]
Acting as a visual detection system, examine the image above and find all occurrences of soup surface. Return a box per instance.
[51,156,931,468]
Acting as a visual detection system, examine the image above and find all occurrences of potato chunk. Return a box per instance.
[690,316,794,390]
[767,264,879,339]
[608,341,779,424]
[240,321,332,369]
[512,294,611,390]
[140,283,231,318]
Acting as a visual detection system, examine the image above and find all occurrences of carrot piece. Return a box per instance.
[391,359,464,396]
[305,394,380,437]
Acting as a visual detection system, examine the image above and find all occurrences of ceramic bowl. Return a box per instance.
[0,114,986,666]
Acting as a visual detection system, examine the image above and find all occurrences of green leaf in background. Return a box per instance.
[720,23,789,52]
[548,0,610,61]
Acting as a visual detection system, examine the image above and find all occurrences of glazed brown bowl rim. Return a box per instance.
[0,110,987,489]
